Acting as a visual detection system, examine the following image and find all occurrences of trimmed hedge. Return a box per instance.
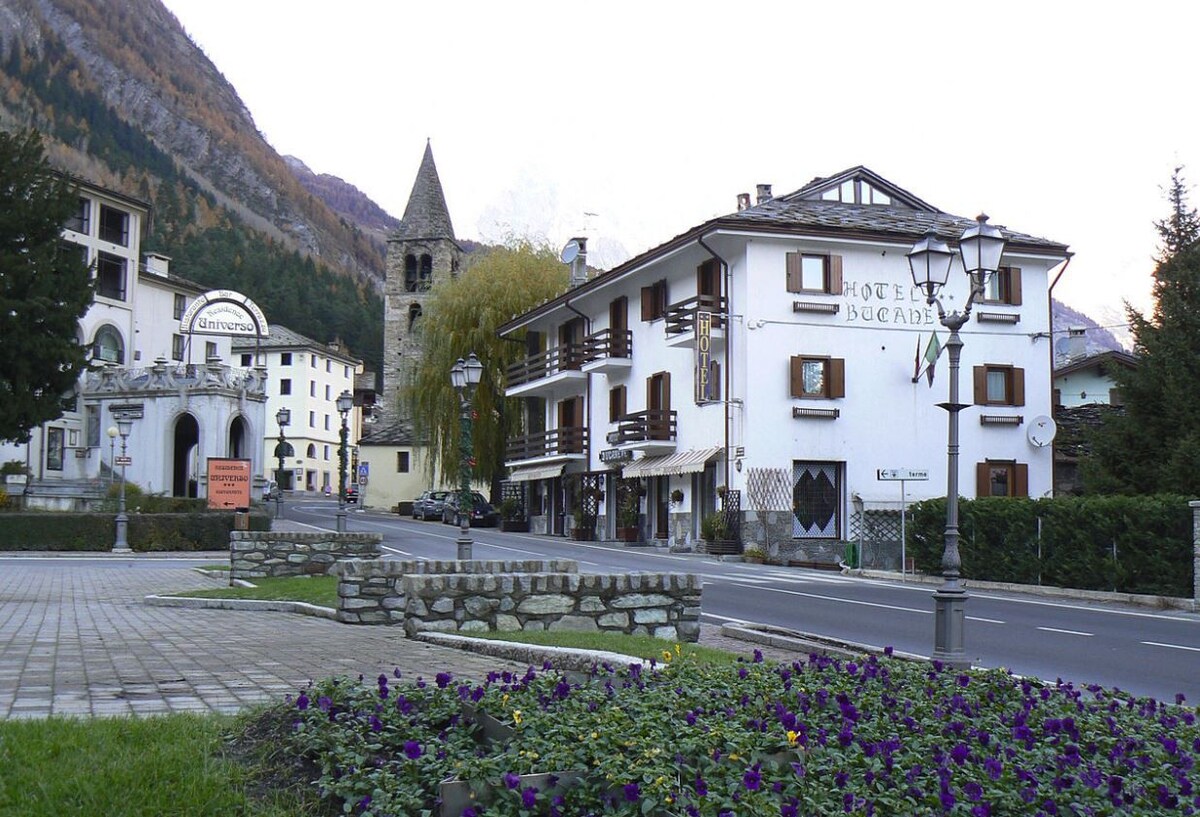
[907,494,1193,597]
[0,512,270,551]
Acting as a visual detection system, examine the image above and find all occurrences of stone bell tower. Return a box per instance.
[382,140,462,419]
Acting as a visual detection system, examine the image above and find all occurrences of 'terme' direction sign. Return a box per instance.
[877,468,929,481]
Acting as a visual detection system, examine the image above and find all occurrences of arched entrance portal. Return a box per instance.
[173,413,200,497]
[228,415,247,459]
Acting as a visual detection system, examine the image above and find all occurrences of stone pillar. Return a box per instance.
[1191,501,1200,606]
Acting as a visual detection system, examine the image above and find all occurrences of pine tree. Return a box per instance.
[0,129,94,442]
[1083,168,1200,494]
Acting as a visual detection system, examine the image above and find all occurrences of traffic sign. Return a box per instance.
[358,464,369,478]
[877,468,928,481]
[114,455,132,466]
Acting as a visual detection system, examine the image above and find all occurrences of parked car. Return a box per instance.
[262,480,279,501]
[412,489,450,521]
[345,483,360,503]
[441,491,499,527]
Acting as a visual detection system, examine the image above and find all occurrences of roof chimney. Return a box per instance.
[568,236,588,289]
[756,184,773,204]
[737,193,751,211]
[1064,327,1087,361]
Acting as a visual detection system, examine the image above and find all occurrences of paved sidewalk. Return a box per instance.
[0,561,797,720]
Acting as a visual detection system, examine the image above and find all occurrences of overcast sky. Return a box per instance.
[161,1,1199,337]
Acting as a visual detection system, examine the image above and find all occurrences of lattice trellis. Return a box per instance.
[849,509,905,570]
[745,467,791,514]
[499,481,525,519]
[580,473,604,519]
[720,488,742,544]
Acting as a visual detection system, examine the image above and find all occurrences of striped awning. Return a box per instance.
[621,446,723,478]
[507,463,566,483]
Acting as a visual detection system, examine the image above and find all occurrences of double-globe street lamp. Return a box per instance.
[335,390,354,533]
[907,214,1008,670]
[274,407,291,520]
[107,417,133,553]
[450,353,483,561]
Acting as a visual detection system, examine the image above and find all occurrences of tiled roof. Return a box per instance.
[359,419,422,446]
[231,324,361,364]
[393,141,456,242]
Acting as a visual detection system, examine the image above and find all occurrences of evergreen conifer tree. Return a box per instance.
[0,129,94,442]
[1084,167,1200,493]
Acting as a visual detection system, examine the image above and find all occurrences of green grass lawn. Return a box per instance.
[460,629,741,664]
[168,575,338,608]
[0,712,326,817]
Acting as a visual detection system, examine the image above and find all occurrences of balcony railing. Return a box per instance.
[507,426,589,461]
[506,342,586,388]
[607,409,677,444]
[582,328,632,363]
[665,294,726,336]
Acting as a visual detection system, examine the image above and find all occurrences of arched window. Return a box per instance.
[408,304,422,331]
[404,254,418,292]
[419,254,432,288]
[306,443,317,458]
[93,325,124,364]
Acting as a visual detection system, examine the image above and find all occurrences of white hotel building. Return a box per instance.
[497,167,1070,564]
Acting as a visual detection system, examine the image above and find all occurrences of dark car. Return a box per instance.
[441,491,499,527]
[344,483,360,503]
[412,489,450,521]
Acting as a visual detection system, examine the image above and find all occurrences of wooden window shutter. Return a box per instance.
[1013,463,1029,497]
[828,255,844,294]
[641,286,654,321]
[790,356,804,398]
[1012,367,1025,406]
[663,370,671,411]
[973,366,987,404]
[786,252,802,293]
[1008,268,1022,305]
[827,358,846,398]
[1053,388,1061,407]
[609,386,625,422]
[976,462,991,497]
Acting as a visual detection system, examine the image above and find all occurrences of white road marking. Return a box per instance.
[1036,626,1093,637]
[966,616,1006,624]
[728,581,931,615]
[381,545,411,556]
[1140,641,1200,653]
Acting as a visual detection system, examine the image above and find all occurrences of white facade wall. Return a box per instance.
[1054,367,1119,407]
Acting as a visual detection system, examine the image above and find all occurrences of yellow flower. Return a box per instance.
[662,649,673,663]
[512,710,522,725]
[675,643,682,656]
[730,752,740,762]
[591,732,599,740]
[787,730,800,746]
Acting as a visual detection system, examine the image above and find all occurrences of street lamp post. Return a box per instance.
[335,390,354,533]
[907,214,1007,670]
[274,407,290,521]
[111,417,132,553]
[450,353,483,561]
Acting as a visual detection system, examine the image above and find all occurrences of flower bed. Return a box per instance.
[285,651,1199,816]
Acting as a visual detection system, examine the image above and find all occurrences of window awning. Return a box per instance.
[507,463,566,483]
[621,446,723,478]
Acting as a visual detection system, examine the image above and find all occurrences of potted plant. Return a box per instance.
[615,490,640,542]
[497,498,529,533]
[669,488,684,507]
[571,506,596,541]
[742,545,766,564]
[701,510,738,555]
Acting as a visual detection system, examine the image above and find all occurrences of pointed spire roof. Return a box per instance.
[394,140,456,241]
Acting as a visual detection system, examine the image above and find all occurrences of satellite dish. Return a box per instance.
[1027,415,1058,448]
[559,239,580,265]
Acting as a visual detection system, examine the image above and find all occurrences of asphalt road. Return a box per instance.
[223,499,1200,702]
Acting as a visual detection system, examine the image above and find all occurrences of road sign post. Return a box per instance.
[876,468,930,579]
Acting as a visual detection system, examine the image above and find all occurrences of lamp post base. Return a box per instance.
[931,583,970,669]
[113,512,131,553]
[456,527,473,561]
[335,509,347,533]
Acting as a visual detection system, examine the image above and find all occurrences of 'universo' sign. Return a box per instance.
[180,290,268,338]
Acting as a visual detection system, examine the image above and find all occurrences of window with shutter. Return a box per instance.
[785,253,843,294]
[640,280,668,321]
[609,385,626,422]
[976,461,1028,497]
[973,365,1024,406]
[982,266,1022,305]
[789,356,845,399]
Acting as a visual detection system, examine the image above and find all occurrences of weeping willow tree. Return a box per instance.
[405,240,568,493]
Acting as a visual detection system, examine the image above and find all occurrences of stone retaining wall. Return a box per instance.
[229,532,382,579]
[331,559,578,624]
[403,572,701,642]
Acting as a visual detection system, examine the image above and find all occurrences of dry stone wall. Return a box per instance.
[230,532,382,579]
[330,559,702,641]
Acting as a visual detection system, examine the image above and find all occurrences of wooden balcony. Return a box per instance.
[505,343,587,399]
[664,294,726,349]
[506,426,589,466]
[581,328,633,375]
[604,409,677,455]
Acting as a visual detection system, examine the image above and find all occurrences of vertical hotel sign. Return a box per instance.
[695,310,715,403]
